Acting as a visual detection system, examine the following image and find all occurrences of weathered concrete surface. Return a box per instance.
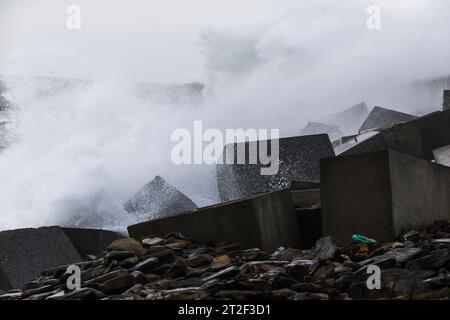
[62,228,121,258]
[124,176,197,220]
[359,106,418,133]
[342,122,424,158]
[413,110,450,160]
[444,90,450,111]
[300,122,343,140]
[217,134,334,202]
[321,150,450,244]
[128,189,302,252]
[0,227,82,291]
[321,102,370,135]
[342,110,450,161]
[291,189,321,209]
[433,145,450,167]
[295,208,322,249]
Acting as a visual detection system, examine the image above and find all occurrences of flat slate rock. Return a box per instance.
[124,176,198,220]
[359,106,417,133]
[0,226,82,291]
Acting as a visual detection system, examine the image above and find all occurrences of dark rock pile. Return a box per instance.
[0,220,449,301]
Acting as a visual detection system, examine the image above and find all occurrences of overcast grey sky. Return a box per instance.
[0,0,273,82]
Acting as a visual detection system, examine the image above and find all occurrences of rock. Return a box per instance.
[107,238,146,256]
[184,254,213,268]
[271,289,297,300]
[313,236,339,261]
[285,260,314,282]
[269,275,298,290]
[210,255,231,269]
[105,251,136,261]
[402,231,420,243]
[118,256,139,269]
[407,249,450,270]
[130,271,150,285]
[130,257,160,273]
[81,265,106,282]
[142,237,164,247]
[98,273,134,294]
[164,259,187,278]
[215,290,269,300]
[291,282,323,293]
[47,288,106,300]
[202,266,240,282]
[361,247,425,267]
[424,271,450,289]
[143,248,174,260]
[85,269,130,286]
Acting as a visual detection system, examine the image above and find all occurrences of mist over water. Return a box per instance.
[0,0,450,231]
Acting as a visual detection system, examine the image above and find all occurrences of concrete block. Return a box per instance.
[359,106,418,133]
[295,208,322,249]
[124,176,197,220]
[321,150,450,244]
[300,122,343,140]
[342,122,424,158]
[217,134,334,202]
[291,189,321,209]
[413,110,450,160]
[128,189,302,252]
[0,226,82,290]
[321,102,370,135]
[62,228,121,257]
[444,90,450,111]
[433,145,450,167]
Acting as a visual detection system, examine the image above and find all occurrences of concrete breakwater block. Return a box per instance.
[414,110,450,160]
[128,189,302,252]
[343,109,450,161]
[124,176,197,220]
[321,150,450,244]
[358,106,418,133]
[0,226,82,291]
[62,228,121,258]
[342,121,424,158]
[216,134,335,202]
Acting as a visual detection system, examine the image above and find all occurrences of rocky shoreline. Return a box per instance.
[1,220,449,301]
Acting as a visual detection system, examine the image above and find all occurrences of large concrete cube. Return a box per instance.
[342,122,424,158]
[217,134,334,202]
[62,228,121,257]
[321,150,450,244]
[358,106,417,133]
[0,227,82,291]
[343,110,450,161]
[128,189,302,252]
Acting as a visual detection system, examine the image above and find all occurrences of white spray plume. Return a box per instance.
[0,0,450,231]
